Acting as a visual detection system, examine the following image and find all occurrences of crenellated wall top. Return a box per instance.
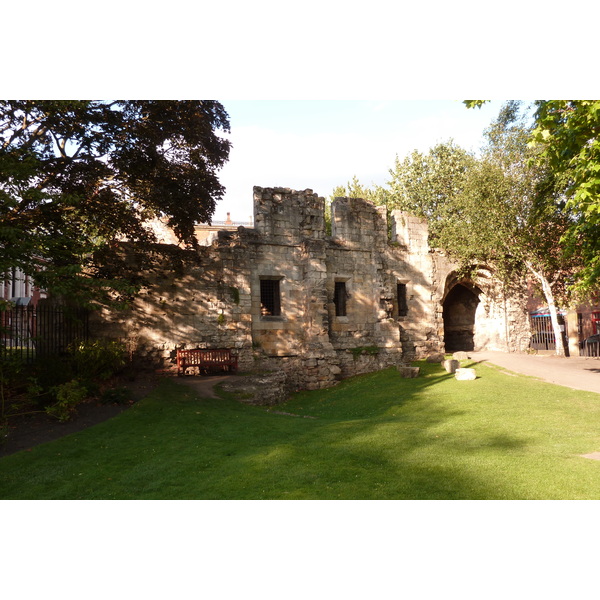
[252,186,430,254]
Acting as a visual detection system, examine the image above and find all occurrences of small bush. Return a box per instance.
[70,339,127,382]
[30,355,75,403]
[1,353,28,419]
[100,386,133,405]
[45,380,88,422]
[0,352,27,387]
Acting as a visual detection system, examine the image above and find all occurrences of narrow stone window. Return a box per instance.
[334,281,347,317]
[260,278,281,316]
[397,283,408,317]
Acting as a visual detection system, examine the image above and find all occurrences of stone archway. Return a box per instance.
[443,283,481,352]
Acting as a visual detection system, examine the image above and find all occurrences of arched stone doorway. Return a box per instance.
[443,283,481,352]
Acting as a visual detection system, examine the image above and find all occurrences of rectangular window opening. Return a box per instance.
[397,283,408,317]
[334,281,347,317]
[260,279,281,317]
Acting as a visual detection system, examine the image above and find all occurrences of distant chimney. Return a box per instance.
[225,212,232,225]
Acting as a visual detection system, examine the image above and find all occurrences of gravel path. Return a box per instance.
[175,374,236,398]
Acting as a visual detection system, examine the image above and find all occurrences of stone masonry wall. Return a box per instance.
[92,186,529,395]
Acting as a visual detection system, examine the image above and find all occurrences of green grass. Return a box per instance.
[2,360,600,499]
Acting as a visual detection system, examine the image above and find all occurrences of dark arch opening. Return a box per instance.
[443,284,480,352]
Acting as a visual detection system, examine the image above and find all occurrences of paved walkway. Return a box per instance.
[469,351,600,395]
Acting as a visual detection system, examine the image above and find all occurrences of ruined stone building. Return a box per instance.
[93,187,530,391]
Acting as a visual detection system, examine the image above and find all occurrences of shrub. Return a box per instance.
[100,386,133,405]
[45,379,88,422]
[70,339,127,381]
[30,355,75,403]
[0,352,27,419]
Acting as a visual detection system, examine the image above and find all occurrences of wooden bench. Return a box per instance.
[176,348,238,376]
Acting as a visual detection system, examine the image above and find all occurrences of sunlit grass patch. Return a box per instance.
[1,360,600,499]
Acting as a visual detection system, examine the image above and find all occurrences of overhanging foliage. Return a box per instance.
[0,100,231,304]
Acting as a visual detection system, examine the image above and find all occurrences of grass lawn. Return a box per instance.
[1,359,600,499]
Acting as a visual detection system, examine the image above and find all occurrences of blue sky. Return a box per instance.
[214,99,505,222]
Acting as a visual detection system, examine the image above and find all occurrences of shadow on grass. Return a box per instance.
[194,362,532,500]
[0,362,543,499]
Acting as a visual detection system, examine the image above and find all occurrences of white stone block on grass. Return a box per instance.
[455,368,477,381]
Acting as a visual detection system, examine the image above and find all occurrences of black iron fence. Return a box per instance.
[529,313,600,357]
[580,336,600,357]
[1,304,89,363]
[529,314,568,352]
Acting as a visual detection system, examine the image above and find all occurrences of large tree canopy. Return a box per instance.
[331,175,389,206]
[466,99,600,296]
[385,141,475,245]
[330,143,473,241]
[528,100,600,295]
[332,103,582,355]
[436,104,579,355]
[0,100,231,303]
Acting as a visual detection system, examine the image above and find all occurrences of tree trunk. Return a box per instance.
[525,262,566,357]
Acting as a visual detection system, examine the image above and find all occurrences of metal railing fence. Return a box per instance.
[1,304,89,363]
[580,337,600,357]
[529,314,568,352]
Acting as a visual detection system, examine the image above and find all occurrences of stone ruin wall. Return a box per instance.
[433,252,530,353]
[91,186,529,393]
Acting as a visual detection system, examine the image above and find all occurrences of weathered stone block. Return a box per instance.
[397,366,420,378]
[455,368,477,381]
[442,359,460,373]
[452,351,469,361]
[426,353,445,363]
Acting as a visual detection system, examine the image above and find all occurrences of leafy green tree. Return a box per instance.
[528,100,600,295]
[331,175,390,205]
[466,99,600,296]
[335,106,578,355]
[330,144,473,242]
[0,100,231,303]
[440,102,578,356]
[385,141,475,244]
